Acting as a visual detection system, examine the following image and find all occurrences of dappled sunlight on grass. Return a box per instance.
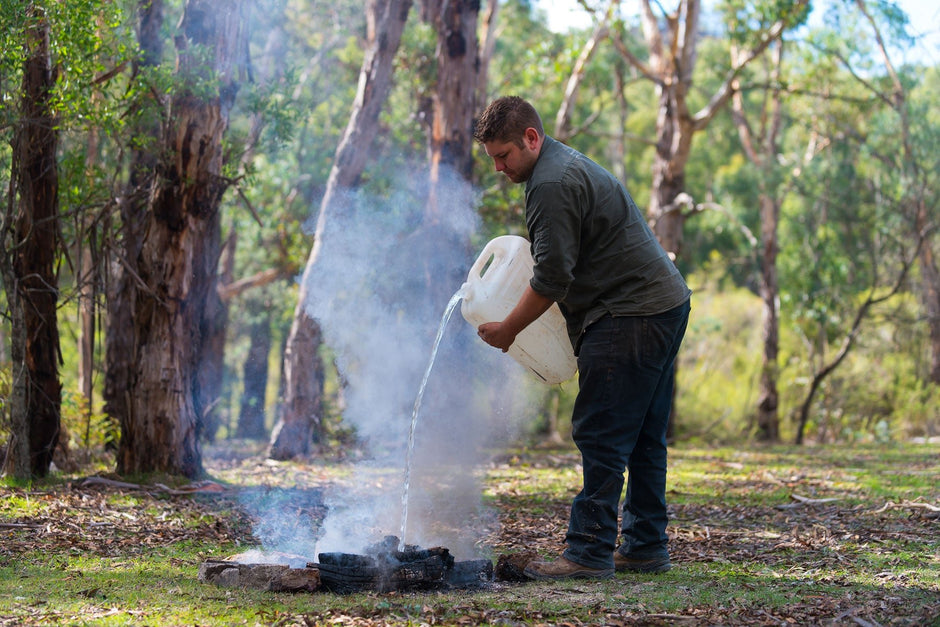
[0,442,936,625]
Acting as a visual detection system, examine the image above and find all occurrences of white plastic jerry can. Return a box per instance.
[460,235,577,384]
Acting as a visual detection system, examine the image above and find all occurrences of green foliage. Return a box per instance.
[672,265,938,445]
[718,0,810,46]
[675,275,764,443]
[0,363,10,465]
[776,292,939,443]
[60,389,118,459]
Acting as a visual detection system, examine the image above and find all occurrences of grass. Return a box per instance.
[0,442,938,625]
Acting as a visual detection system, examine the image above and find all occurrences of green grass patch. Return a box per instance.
[0,442,936,625]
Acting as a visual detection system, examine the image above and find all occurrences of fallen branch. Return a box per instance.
[774,493,840,510]
[76,476,227,495]
[77,476,142,490]
[873,499,940,514]
[790,494,841,505]
[153,481,227,495]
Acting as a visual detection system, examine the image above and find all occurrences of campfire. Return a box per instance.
[199,535,495,593]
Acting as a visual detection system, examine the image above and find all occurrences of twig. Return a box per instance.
[78,476,142,490]
[790,494,840,505]
[874,500,940,514]
[835,607,883,627]
[76,476,226,495]
[775,493,840,509]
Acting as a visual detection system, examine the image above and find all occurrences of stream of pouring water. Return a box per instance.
[398,287,465,551]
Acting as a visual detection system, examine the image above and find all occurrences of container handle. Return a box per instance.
[468,240,503,280]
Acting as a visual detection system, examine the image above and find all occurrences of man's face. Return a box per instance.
[482,128,542,184]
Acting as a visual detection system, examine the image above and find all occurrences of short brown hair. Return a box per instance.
[473,96,544,146]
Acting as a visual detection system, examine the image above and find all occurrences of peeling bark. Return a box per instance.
[117,0,246,477]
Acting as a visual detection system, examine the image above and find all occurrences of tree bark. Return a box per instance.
[1,7,61,478]
[117,0,246,477]
[554,8,613,142]
[416,0,480,309]
[237,295,272,440]
[475,0,499,109]
[270,0,413,460]
[755,194,781,440]
[196,226,236,442]
[423,0,479,217]
[78,130,98,433]
[917,209,940,384]
[105,0,164,454]
[614,0,806,259]
[730,41,786,442]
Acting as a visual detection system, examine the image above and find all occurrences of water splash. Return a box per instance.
[398,286,466,551]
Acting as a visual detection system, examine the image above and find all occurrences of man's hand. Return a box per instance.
[476,286,555,354]
[477,321,516,352]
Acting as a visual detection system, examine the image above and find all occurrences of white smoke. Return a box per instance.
[293,166,539,559]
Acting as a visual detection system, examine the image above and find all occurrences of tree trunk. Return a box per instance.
[1,7,61,479]
[554,10,612,142]
[105,0,164,454]
[730,40,785,442]
[197,227,236,442]
[413,0,480,311]
[117,0,245,477]
[475,0,499,109]
[917,208,940,384]
[423,0,479,218]
[270,0,412,460]
[78,130,98,434]
[237,295,272,440]
[756,194,781,440]
[648,92,696,258]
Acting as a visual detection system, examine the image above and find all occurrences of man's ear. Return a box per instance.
[524,127,541,150]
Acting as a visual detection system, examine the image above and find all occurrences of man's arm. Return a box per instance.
[477,286,554,352]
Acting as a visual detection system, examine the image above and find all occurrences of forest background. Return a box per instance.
[0,0,938,486]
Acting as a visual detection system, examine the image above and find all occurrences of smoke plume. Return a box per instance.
[255,166,539,559]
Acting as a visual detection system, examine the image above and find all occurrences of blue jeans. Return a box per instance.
[562,300,690,570]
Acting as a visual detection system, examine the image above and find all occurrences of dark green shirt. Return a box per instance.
[525,136,691,350]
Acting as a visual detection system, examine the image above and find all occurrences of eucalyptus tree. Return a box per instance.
[781,0,934,443]
[852,0,939,387]
[113,0,248,477]
[104,0,165,455]
[727,40,789,441]
[603,0,809,259]
[0,5,60,478]
[1,0,130,477]
[270,0,413,460]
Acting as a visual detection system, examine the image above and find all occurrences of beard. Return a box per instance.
[503,160,536,184]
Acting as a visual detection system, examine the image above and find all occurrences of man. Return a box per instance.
[473,96,691,580]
